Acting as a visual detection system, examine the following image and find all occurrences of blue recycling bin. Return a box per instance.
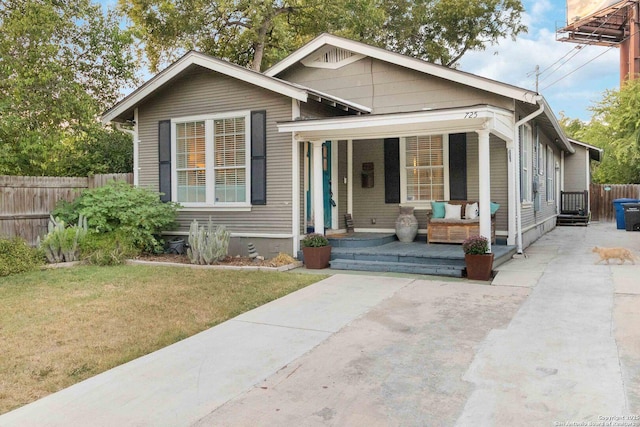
[613,198,640,229]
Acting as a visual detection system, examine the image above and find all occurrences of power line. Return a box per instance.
[540,28,640,90]
[534,3,631,86]
[537,45,583,78]
[540,46,614,90]
[538,46,584,84]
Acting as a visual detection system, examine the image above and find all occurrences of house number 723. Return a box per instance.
[464,112,478,119]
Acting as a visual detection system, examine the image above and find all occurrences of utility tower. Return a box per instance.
[557,0,640,84]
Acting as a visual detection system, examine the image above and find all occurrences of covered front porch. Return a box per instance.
[325,233,516,278]
[281,104,519,255]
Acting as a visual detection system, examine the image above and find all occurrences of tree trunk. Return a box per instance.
[250,20,271,72]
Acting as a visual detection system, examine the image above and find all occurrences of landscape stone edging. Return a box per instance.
[42,261,82,269]
[125,259,303,272]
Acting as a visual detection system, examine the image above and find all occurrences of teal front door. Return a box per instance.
[322,141,335,228]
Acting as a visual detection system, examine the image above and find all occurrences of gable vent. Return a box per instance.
[320,47,354,63]
[301,46,365,70]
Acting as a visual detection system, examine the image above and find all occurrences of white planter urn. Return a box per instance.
[395,206,418,243]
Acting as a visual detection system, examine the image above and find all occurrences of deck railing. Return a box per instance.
[560,190,588,215]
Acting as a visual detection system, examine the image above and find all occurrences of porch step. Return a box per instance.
[329,259,465,278]
[327,233,397,248]
[556,214,589,226]
[299,239,517,279]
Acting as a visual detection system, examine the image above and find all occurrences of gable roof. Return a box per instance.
[265,33,540,105]
[102,50,369,124]
[568,138,604,161]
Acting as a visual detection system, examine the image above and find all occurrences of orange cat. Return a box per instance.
[592,246,636,265]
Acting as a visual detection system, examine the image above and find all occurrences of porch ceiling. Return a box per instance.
[278,105,514,141]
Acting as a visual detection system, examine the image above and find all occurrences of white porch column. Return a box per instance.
[347,140,353,215]
[292,100,301,254]
[506,139,516,246]
[311,140,325,234]
[133,108,140,186]
[476,128,492,252]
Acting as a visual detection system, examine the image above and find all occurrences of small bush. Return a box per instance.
[462,235,489,255]
[80,231,140,266]
[0,237,44,277]
[53,180,180,253]
[301,233,329,247]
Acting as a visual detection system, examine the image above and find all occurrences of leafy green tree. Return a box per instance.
[0,0,137,176]
[120,0,525,72]
[561,80,640,184]
[378,0,526,66]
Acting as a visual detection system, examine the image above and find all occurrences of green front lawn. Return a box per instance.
[0,265,323,414]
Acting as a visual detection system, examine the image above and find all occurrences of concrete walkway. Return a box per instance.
[458,223,640,425]
[1,222,638,426]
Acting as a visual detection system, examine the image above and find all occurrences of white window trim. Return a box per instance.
[171,110,252,209]
[399,134,450,206]
[546,146,555,202]
[520,124,532,203]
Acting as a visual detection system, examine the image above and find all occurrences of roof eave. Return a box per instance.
[540,98,574,153]
[568,138,604,161]
[101,52,309,124]
[265,33,539,105]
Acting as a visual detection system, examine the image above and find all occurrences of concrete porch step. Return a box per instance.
[331,250,465,267]
[327,233,397,248]
[329,259,465,278]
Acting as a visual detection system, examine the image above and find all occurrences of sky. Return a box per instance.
[101,0,619,122]
[458,0,620,121]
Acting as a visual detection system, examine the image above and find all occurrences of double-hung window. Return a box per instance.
[520,124,532,202]
[172,111,250,207]
[546,146,555,202]
[401,135,446,203]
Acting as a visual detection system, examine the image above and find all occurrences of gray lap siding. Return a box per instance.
[279,58,512,114]
[136,66,294,243]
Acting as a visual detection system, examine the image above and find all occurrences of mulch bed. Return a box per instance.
[135,253,295,268]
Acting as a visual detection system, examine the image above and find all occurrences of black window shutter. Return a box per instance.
[384,138,400,204]
[158,120,171,202]
[251,110,267,205]
[448,133,467,200]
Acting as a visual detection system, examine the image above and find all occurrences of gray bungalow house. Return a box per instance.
[102,33,578,258]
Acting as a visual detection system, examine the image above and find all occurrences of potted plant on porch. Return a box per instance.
[462,235,494,281]
[301,233,331,269]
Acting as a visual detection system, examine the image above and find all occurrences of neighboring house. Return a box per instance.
[564,138,603,194]
[102,33,577,257]
[554,138,603,224]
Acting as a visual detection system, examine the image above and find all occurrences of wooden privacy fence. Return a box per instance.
[590,183,640,222]
[0,173,133,245]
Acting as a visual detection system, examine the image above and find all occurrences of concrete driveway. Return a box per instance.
[198,222,640,427]
[1,222,638,426]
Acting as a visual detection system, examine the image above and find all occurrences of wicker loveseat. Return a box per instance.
[426,200,496,244]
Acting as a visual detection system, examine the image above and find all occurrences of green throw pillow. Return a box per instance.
[431,201,446,218]
[490,202,500,215]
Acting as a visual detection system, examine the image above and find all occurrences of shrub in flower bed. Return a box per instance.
[0,237,44,277]
[53,180,179,253]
